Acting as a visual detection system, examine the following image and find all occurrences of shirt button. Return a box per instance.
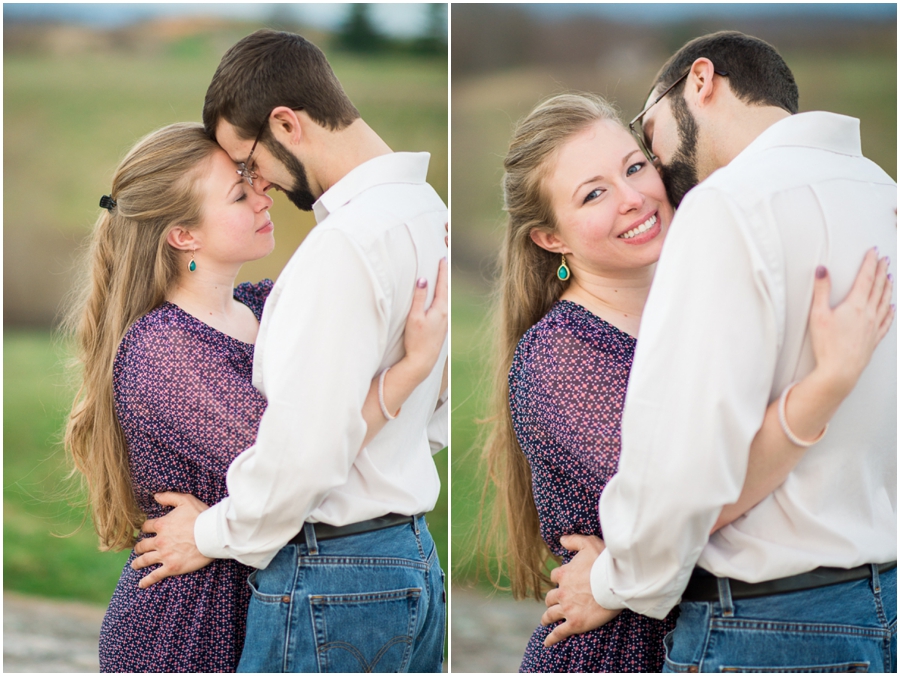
[281,596,291,603]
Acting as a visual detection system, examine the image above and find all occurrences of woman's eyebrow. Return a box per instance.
[573,175,603,199]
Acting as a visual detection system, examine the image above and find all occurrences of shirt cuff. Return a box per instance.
[194,503,228,560]
[590,549,627,610]
[194,501,286,570]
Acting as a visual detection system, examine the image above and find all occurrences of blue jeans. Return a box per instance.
[663,565,896,673]
[237,515,445,673]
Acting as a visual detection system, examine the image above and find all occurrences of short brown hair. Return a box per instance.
[203,29,360,140]
[655,31,799,115]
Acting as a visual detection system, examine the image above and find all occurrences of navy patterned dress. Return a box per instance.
[510,300,677,673]
[99,281,272,673]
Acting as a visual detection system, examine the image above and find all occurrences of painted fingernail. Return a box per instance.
[416,277,427,288]
[885,256,891,266]
[816,265,827,279]
[888,273,893,283]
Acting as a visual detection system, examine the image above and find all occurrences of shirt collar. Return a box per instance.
[312,152,431,223]
[736,111,862,164]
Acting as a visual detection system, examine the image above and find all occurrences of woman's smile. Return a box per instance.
[617,211,661,245]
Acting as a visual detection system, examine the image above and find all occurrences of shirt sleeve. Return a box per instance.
[195,229,388,568]
[427,390,448,454]
[590,188,781,618]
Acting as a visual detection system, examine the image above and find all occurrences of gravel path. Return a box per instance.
[450,584,544,673]
[5,586,530,673]
[4,591,104,673]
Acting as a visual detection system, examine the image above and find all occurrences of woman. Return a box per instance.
[63,122,447,672]
[480,94,893,673]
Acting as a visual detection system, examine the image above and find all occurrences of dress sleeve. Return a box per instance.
[512,319,628,493]
[233,279,275,320]
[115,318,265,485]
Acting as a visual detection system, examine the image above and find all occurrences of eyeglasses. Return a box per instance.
[236,115,270,187]
[629,68,728,162]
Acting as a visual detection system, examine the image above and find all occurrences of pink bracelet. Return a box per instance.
[378,367,400,420]
[778,382,828,447]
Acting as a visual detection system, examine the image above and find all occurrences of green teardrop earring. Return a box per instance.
[556,254,570,281]
[189,250,196,272]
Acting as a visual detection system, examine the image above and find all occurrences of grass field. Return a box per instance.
[449,284,504,587]
[4,331,131,603]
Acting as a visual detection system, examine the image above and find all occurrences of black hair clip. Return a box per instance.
[99,195,117,211]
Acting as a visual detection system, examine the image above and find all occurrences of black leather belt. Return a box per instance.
[288,513,419,544]
[682,561,897,602]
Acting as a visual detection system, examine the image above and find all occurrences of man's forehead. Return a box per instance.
[214,120,246,158]
[214,119,238,144]
[643,86,662,111]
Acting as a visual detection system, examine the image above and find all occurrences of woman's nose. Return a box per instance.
[619,183,644,212]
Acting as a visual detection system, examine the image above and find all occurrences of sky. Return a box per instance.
[5,3,892,36]
[524,2,896,23]
[3,3,444,38]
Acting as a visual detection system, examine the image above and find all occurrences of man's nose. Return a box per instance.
[252,176,273,195]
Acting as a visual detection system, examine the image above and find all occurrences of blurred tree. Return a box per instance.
[336,4,386,54]
[265,4,300,33]
[412,3,447,56]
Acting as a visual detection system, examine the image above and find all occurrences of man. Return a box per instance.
[544,31,896,671]
[131,30,448,672]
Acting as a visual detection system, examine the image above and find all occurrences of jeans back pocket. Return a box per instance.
[310,587,422,673]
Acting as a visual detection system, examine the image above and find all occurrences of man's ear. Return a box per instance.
[166,226,199,252]
[686,58,718,109]
[269,106,303,146]
[530,228,569,255]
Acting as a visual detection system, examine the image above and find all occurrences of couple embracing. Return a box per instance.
[485,31,896,672]
[65,30,447,673]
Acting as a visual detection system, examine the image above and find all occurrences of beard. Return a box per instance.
[658,94,700,207]
[263,136,317,212]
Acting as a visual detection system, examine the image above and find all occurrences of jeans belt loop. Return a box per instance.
[412,514,420,535]
[717,576,734,617]
[304,521,319,556]
[871,563,882,594]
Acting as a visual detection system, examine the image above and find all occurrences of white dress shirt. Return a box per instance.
[591,112,897,619]
[195,152,448,569]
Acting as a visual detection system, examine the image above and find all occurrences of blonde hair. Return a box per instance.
[480,93,620,599]
[63,122,219,551]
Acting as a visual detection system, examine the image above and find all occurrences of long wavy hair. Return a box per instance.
[63,122,219,551]
[479,93,620,600]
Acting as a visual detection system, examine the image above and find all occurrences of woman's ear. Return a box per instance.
[530,228,569,254]
[166,226,199,252]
